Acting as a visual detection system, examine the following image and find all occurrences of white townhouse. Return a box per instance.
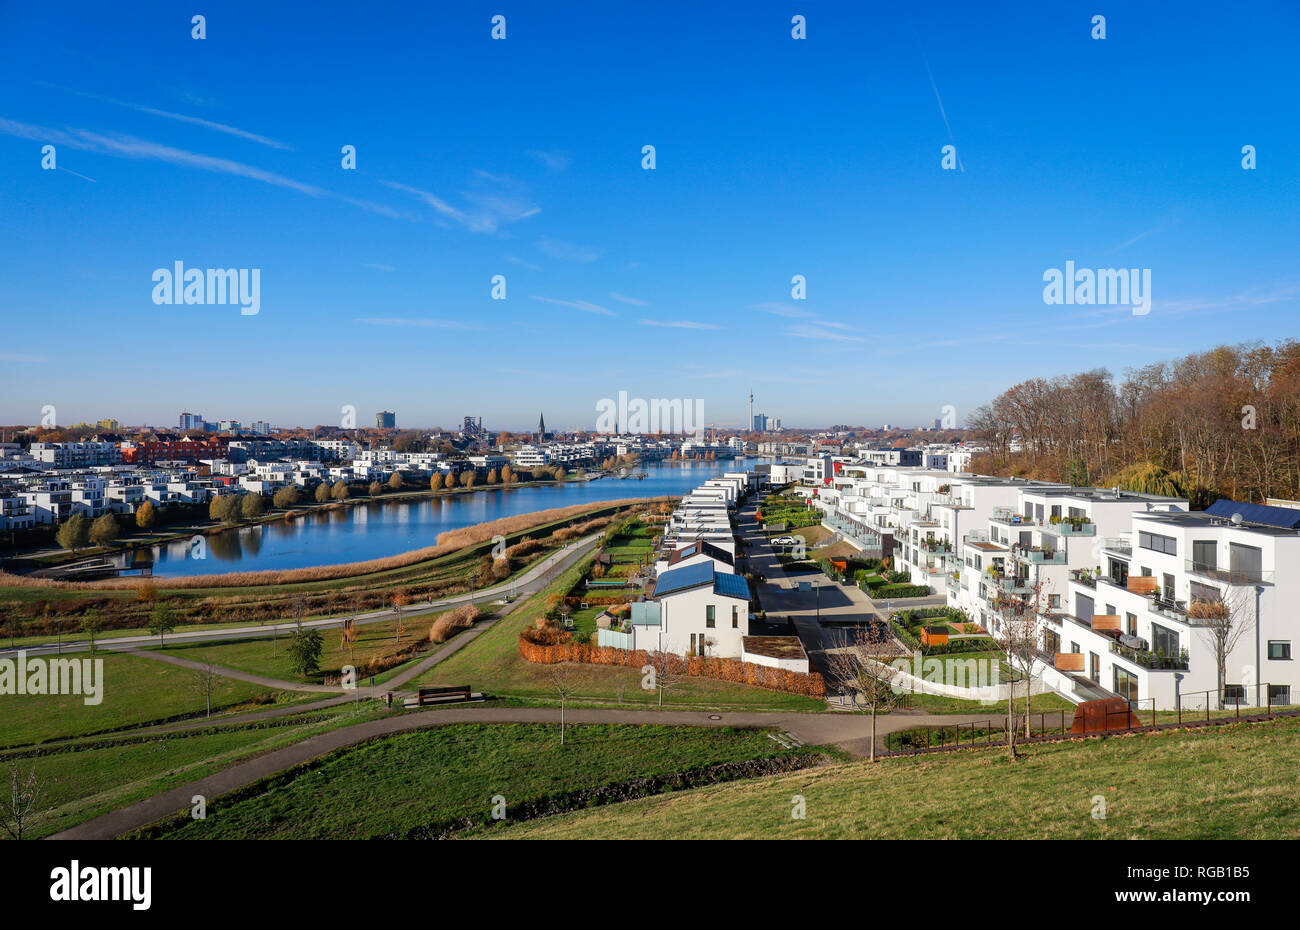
[653,539,736,577]
[634,561,751,658]
[1050,499,1300,710]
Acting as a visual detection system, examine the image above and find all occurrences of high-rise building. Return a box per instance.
[376,411,396,429]
[178,412,204,431]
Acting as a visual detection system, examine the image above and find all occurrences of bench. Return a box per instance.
[403,685,474,708]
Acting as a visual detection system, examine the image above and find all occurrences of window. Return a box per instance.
[732,605,739,629]
[1151,623,1179,658]
[1114,667,1139,704]
[705,605,715,628]
[1126,613,1137,636]
[1191,540,1217,572]
[1139,531,1177,556]
[1269,684,1291,706]
[1268,641,1291,661]
[1223,684,1246,706]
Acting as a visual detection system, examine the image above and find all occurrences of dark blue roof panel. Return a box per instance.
[714,572,750,600]
[654,561,713,596]
[1205,499,1300,529]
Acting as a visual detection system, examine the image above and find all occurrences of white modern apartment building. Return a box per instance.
[1051,499,1300,710]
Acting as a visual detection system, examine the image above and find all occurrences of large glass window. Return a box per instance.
[1268,641,1291,660]
[705,605,715,628]
[1151,622,1179,658]
[1114,667,1139,704]
[1139,531,1177,556]
[1192,540,1217,572]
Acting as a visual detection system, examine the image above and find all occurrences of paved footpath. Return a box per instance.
[8,534,602,660]
[48,704,1012,840]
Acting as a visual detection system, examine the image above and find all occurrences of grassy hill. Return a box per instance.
[497,715,1300,840]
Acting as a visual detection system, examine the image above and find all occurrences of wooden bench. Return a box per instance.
[403,685,474,708]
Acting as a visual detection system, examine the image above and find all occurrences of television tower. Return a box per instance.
[748,386,753,432]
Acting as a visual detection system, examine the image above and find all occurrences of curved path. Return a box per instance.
[7,534,602,660]
[48,704,1015,840]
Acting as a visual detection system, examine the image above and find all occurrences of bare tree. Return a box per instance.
[191,661,221,717]
[1,762,42,841]
[991,576,1049,758]
[1192,588,1254,710]
[642,648,689,707]
[994,574,1051,743]
[824,624,904,762]
[546,663,576,745]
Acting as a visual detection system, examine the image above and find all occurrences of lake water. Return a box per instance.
[132,459,762,577]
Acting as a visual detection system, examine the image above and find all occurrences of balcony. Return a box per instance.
[919,538,953,555]
[1015,546,1066,565]
[1109,640,1189,671]
[1184,560,1274,586]
[1070,568,1097,588]
[1042,519,1095,537]
[1103,537,1133,556]
[991,508,1034,527]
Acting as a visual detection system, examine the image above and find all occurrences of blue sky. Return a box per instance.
[2,0,1298,432]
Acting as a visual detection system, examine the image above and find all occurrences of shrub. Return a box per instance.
[428,604,482,644]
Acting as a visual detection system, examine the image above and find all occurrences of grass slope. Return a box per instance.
[499,715,1300,840]
[139,724,836,839]
[0,651,304,748]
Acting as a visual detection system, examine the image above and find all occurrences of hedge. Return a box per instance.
[517,637,826,698]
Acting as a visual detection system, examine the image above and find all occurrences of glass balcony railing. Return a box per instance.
[1042,520,1095,536]
[1184,561,1274,586]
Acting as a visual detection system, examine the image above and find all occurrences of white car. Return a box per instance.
[772,536,799,546]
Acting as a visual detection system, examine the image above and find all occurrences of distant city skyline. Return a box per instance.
[3,2,1297,427]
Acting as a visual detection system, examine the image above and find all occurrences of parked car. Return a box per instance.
[772,535,799,546]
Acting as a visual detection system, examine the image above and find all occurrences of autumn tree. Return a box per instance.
[240,493,265,519]
[429,472,444,491]
[486,468,499,485]
[1191,589,1254,709]
[369,481,384,497]
[135,500,157,530]
[315,481,331,503]
[272,485,300,509]
[89,513,119,548]
[331,480,350,501]
[388,471,405,491]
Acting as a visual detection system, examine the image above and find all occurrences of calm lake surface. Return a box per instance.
[133,459,760,578]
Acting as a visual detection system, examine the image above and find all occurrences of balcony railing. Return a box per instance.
[1042,520,1095,537]
[1103,537,1133,556]
[1014,547,1066,565]
[1109,640,1189,671]
[1184,560,1274,586]
[1069,569,1097,588]
[991,508,1034,526]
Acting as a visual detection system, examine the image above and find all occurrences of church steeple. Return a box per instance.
[537,412,546,442]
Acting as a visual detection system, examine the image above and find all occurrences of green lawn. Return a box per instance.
[5,703,392,839]
[499,714,1300,839]
[0,651,306,748]
[902,690,1076,715]
[149,615,437,686]
[135,723,838,839]
[407,558,824,711]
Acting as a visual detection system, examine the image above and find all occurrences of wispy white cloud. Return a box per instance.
[0,116,408,219]
[383,178,540,233]
[362,263,395,272]
[530,295,614,316]
[507,256,543,272]
[537,236,599,263]
[639,319,722,330]
[45,84,291,149]
[752,302,814,319]
[529,150,570,170]
[786,324,864,343]
[610,292,649,306]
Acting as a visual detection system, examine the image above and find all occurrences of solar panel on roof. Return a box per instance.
[1205,499,1300,529]
[653,561,714,596]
